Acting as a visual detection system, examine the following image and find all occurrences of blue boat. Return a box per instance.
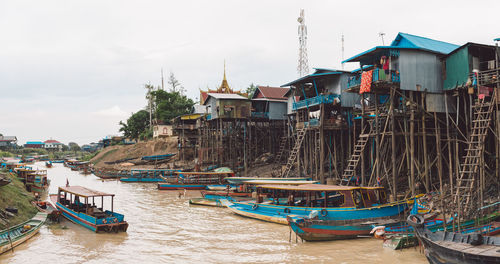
[50,186,128,233]
[158,171,229,190]
[141,154,176,161]
[223,184,410,227]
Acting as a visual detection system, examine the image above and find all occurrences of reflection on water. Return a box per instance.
[0,162,427,263]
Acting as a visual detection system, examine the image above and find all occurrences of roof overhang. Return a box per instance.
[281,71,345,87]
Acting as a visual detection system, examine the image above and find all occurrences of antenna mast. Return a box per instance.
[161,68,164,90]
[297,9,309,77]
[379,32,386,45]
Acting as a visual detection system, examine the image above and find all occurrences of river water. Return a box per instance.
[0,162,427,263]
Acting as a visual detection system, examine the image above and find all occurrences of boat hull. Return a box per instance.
[0,212,47,255]
[226,200,408,225]
[120,177,164,182]
[158,184,206,190]
[288,217,389,241]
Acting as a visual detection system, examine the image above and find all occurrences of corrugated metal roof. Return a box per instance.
[44,139,62,144]
[281,69,345,87]
[391,32,459,54]
[205,93,248,100]
[25,141,44,145]
[343,33,459,63]
[0,136,17,141]
[253,86,289,100]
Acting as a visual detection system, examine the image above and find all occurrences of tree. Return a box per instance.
[68,142,81,152]
[151,90,194,124]
[168,72,186,95]
[119,110,150,140]
[246,83,257,99]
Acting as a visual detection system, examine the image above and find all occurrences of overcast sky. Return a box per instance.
[0,0,498,145]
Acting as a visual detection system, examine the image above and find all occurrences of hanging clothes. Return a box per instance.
[360,70,373,94]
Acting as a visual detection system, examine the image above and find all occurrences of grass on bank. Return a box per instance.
[0,169,37,229]
[90,148,117,165]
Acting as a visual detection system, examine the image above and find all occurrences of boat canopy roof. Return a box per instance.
[58,186,114,197]
[176,171,230,175]
[243,180,318,185]
[258,184,362,191]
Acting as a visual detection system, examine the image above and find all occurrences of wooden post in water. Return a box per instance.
[391,87,397,198]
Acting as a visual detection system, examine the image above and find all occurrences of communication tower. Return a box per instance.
[297,9,309,77]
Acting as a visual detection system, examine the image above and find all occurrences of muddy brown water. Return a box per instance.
[0,162,427,263]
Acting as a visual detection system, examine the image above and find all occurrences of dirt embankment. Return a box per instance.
[90,138,184,170]
[0,171,38,229]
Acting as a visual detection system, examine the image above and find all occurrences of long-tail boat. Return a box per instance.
[158,171,229,190]
[0,212,47,254]
[224,184,411,227]
[50,186,128,233]
[407,214,500,263]
[120,169,180,183]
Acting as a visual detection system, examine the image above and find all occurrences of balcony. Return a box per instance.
[251,112,269,118]
[347,68,400,90]
[293,94,340,111]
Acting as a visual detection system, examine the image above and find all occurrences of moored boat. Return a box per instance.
[225,184,410,226]
[158,171,229,190]
[45,161,53,168]
[408,214,500,264]
[50,186,128,233]
[0,212,47,254]
[189,197,225,207]
[32,201,61,222]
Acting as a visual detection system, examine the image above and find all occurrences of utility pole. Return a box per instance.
[341,34,345,70]
[161,68,165,90]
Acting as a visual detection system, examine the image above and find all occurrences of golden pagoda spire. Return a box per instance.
[218,60,232,93]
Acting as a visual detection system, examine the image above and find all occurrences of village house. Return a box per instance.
[0,136,17,149]
[43,139,63,151]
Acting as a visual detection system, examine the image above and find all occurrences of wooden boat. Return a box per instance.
[32,201,61,222]
[141,154,175,161]
[408,214,500,264]
[0,212,47,254]
[120,169,179,183]
[224,184,410,226]
[201,190,252,198]
[0,175,11,187]
[189,198,224,207]
[158,171,229,190]
[50,186,128,233]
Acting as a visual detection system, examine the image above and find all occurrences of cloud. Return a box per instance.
[92,105,128,118]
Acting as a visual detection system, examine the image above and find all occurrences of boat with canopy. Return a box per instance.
[50,186,128,233]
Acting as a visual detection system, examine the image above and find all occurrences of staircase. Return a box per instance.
[272,136,288,176]
[340,131,369,185]
[281,128,307,178]
[453,90,496,215]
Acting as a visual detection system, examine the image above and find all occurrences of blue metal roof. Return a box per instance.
[343,33,459,63]
[391,33,459,54]
[25,141,44,145]
[281,70,345,87]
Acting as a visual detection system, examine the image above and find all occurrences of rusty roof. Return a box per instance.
[257,184,361,191]
[253,86,289,100]
[58,186,114,197]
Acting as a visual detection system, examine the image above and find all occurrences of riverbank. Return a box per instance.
[90,138,182,170]
[0,169,37,229]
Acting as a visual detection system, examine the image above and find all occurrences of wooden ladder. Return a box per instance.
[281,128,307,178]
[340,126,370,185]
[454,90,495,215]
[272,136,289,176]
